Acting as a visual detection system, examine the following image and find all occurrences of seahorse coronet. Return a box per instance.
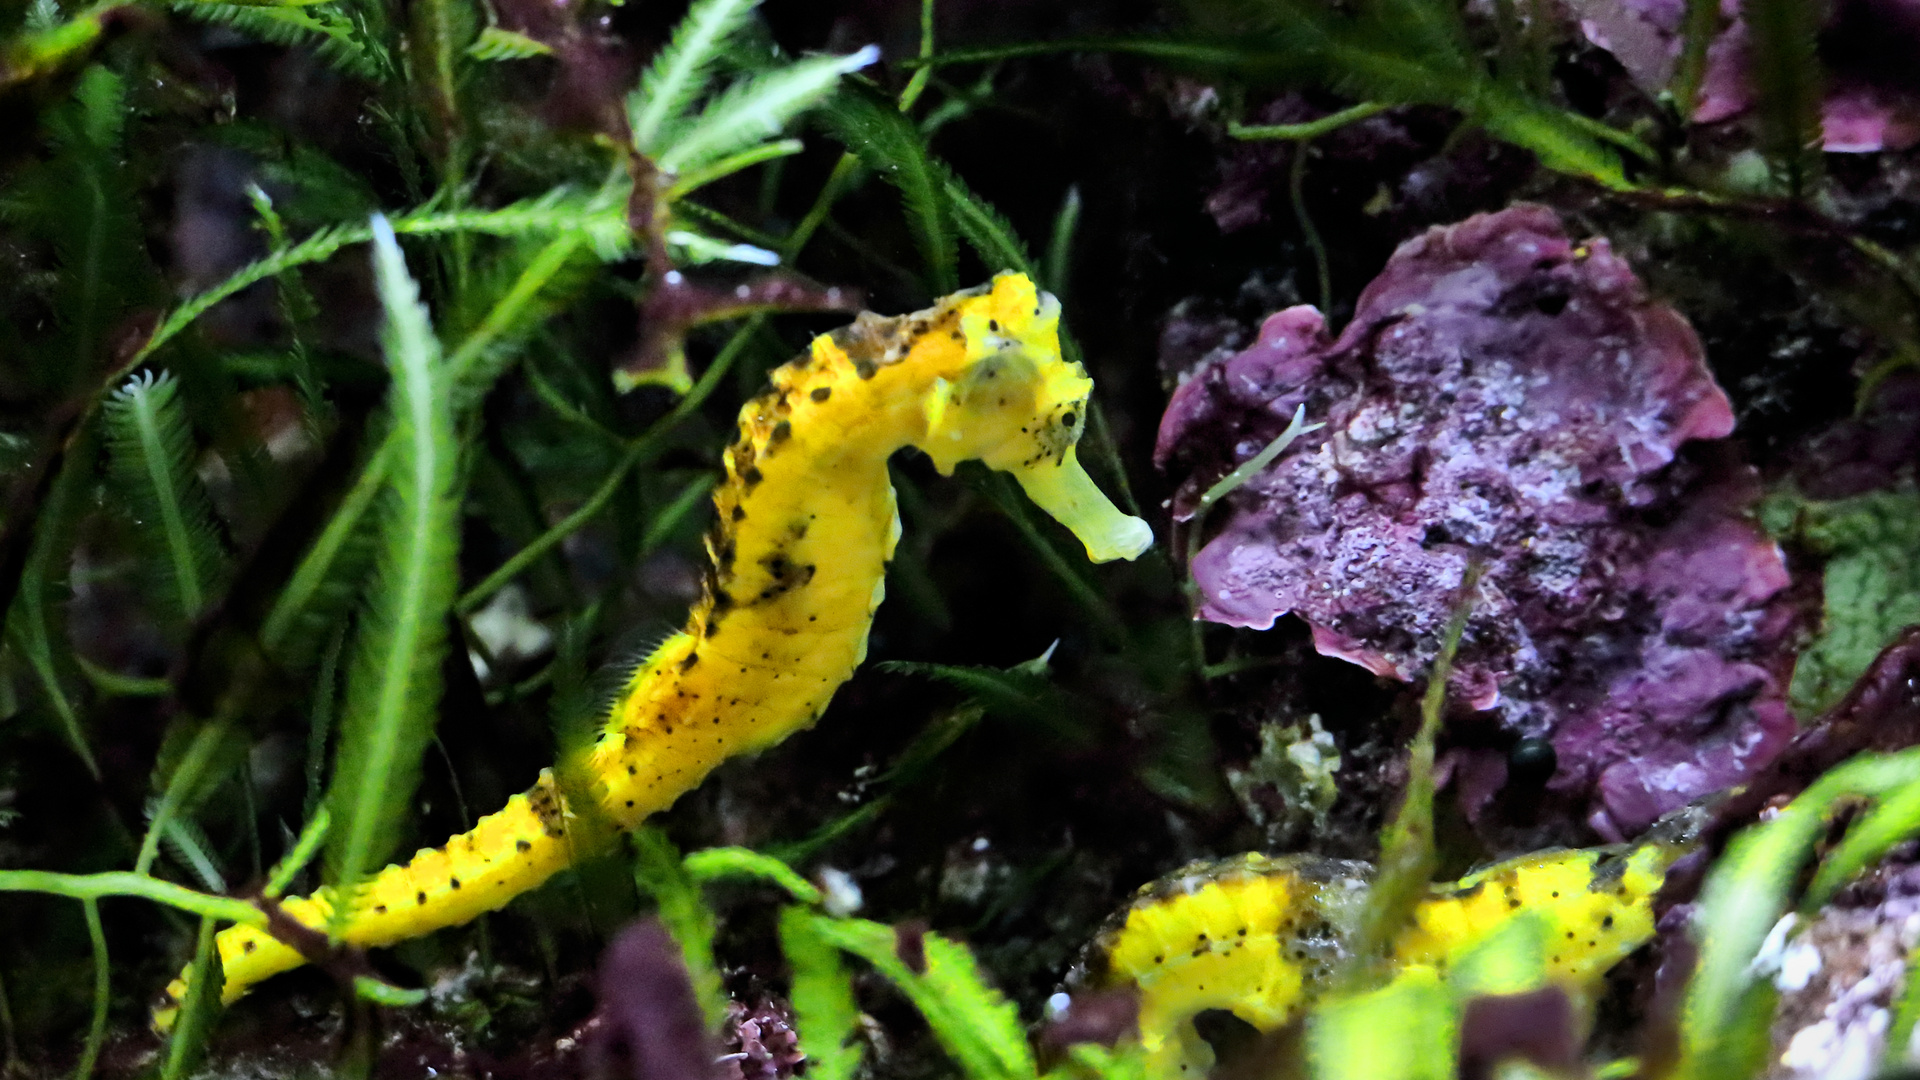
[153,272,1150,1031]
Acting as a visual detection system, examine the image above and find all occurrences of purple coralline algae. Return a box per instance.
[1574,0,1920,152]
[1156,205,1801,839]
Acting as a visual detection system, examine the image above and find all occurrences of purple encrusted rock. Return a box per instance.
[1575,0,1920,153]
[718,999,807,1080]
[1156,205,1802,839]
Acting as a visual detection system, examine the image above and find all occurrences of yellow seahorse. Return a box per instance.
[1091,827,1697,1077]
[154,272,1152,1028]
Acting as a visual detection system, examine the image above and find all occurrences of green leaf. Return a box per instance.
[664,228,781,266]
[160,816,227,894]
[820,84,957,293]
[631,828,728,1030]
[1042,184,1080,304]
[1745,0,1825,194]
[1889,937,1920,1072]
[466,25,551,60]
[876,650,1070,730]
[4,428,99,777]
[663,138,803,202]
[1444,910,1550,1000]
[259,434,385,666]
[0,870,269,926]
[160,916,224,1080]
[629,0,761,155]
[939,163,1034,277]
[1765,488,1920,716]
[102,370,226,619]
[265,234,593,666]
[682,847,822,904]
[1671,0,1723,120]
[802,913,1037,1080]
[1473,85,1631,190]
[657,45,878,175]
[1351,565,1476,967]
[74,899,108,1080]
[778,907,864,1080]
[1306,967,1456,1080]
[322,217,462,907]
[352,975,429,1006]
[138,187,633,366]
[1,8,109,90]
[168,0,382,78]
[135,719,241,877]
[1675,750,1920,1080]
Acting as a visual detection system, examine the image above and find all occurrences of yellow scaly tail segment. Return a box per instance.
[1089,829,1697,1078]
[155,273,1150,1029]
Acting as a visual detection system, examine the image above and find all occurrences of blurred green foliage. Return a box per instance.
[1765,488,1920,716]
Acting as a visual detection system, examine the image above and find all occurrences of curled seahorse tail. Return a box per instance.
[154,772,580,1031]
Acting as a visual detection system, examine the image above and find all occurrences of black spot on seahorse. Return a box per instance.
[741,465,764,488]
[854,359,877,380]
[516,840,532,853]
[528,776,568,838]
[732,506,746,522]
[769,420,792,446]
[754,553,818,603]
[680,651,701,672]
[811,386,831,403]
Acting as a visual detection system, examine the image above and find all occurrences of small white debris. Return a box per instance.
[1778,936,1824,992]
[1749,913,1798,980]
[818,867,863,916]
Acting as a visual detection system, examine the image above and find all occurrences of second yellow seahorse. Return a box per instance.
[155,271,1152,1027]
[1089,821,1700,1077]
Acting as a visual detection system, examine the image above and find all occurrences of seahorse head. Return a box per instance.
[919,272,1153,563]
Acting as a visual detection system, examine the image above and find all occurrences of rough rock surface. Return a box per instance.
[1155,205,1802,839]
[1765,850,1920,1080]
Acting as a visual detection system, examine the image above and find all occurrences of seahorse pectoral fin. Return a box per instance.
[1010,448,1153,563]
